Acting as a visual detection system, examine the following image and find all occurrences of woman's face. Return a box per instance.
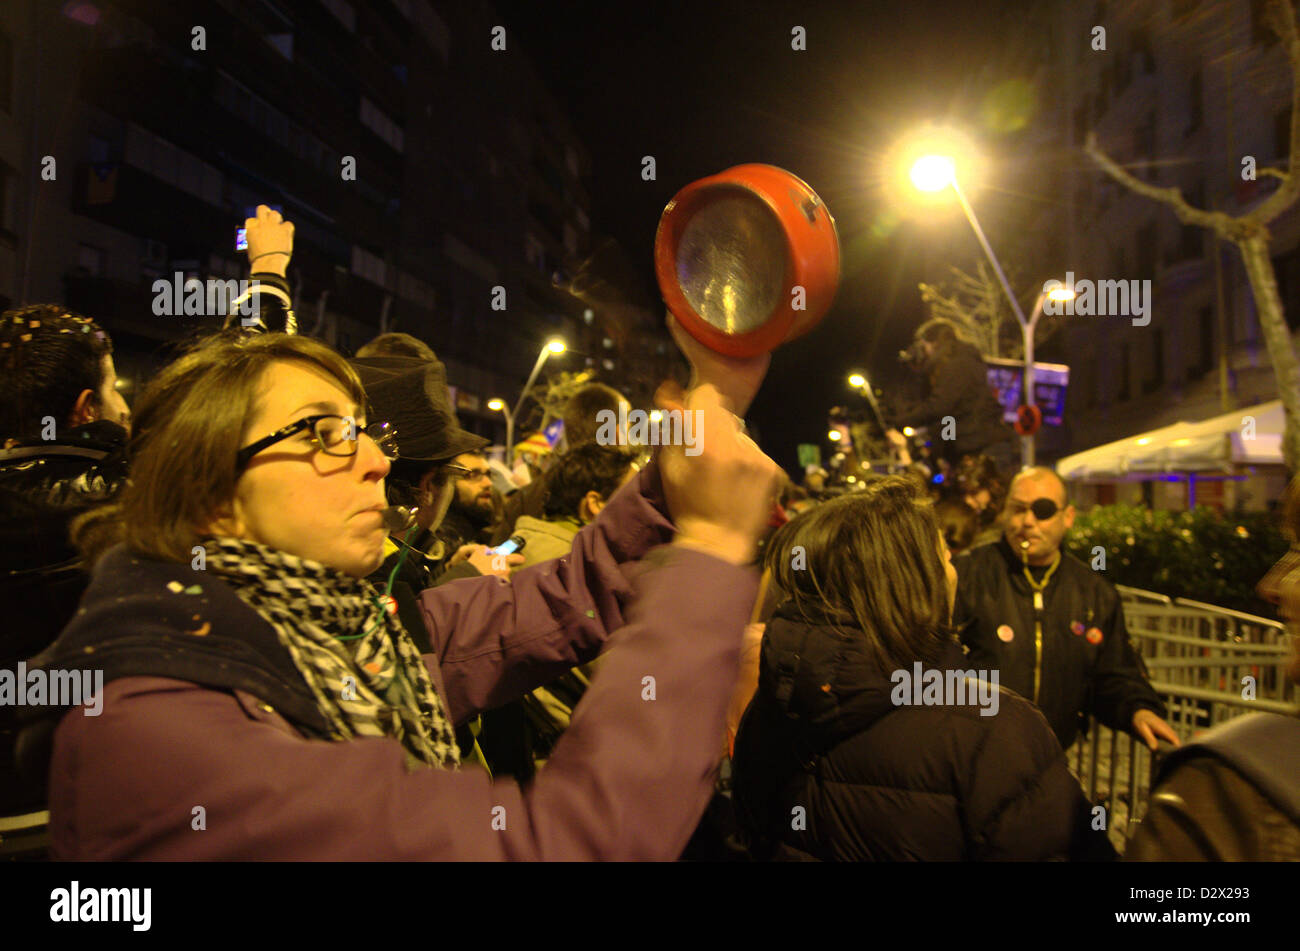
[938,531,957,619]
[221,361,391,577]
[96,354,132,432]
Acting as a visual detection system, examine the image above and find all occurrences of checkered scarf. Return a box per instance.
[203,536,460,769]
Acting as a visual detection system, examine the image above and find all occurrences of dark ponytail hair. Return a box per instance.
[763,476,954,670]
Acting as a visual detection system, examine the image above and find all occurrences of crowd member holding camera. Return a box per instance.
[0,307,131,813]
[889,318,1015,473]
[18,317,781,859]
[223,205,297,334]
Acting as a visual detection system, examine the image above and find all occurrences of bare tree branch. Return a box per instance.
[1084,132,1240,235]
[918,261,1057,361]
[1078,1,1300,472]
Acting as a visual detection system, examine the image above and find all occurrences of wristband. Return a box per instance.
[250,252,291,265]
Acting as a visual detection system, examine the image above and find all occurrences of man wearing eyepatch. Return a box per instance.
[952,466,1178,753]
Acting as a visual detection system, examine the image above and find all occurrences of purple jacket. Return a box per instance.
[42,461,758,859]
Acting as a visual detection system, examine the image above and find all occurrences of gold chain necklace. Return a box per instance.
[1022,552,1062,704]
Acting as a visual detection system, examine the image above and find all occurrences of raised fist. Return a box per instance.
[245,204,294,277]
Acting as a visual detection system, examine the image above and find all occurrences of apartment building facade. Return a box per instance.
[0,0,597,443]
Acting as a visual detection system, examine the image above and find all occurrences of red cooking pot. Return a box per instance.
[654,164,840,358]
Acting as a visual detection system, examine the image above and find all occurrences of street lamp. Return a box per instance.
[907,152,1027,331]
[908,155,957,193]
[846,370,891,440]
[907,148,1046,468]
[1014,282,1077,465]
[486,397,510,457]
[505,338,566,463]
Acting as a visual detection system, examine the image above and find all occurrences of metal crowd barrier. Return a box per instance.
[1069,586,1297,854]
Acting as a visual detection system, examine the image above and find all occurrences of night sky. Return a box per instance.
[494,0,1049,470]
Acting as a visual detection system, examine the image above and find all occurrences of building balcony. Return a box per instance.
[72,161,224,257]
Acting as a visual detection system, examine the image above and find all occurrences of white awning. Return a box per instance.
[1056,400,1284,481]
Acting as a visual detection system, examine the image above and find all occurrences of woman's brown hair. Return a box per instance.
[764,476,953,670]
[73,332,365,565]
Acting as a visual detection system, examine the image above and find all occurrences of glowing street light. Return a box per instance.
[1015,282,1078,466]
[486,398,512,459]
[908,155,956,193]
[546,338,566,354]
[846,370,893,443]
[828,429,842,442]
[888,126,982,210]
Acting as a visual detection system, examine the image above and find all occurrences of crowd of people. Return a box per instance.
[0,205,1297,861]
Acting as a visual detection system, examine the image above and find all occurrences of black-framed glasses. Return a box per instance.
[440,463,492,482]
[236,414,398,470]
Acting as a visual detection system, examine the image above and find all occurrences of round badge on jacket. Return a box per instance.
[997,624,1015,642]
[1085,627,1103,645]
[1071,621,1085,636]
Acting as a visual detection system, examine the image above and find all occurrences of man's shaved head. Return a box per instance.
[1008,466,1069,507]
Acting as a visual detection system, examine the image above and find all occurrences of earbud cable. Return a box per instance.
[336,522,420,642]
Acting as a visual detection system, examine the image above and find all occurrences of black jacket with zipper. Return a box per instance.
[0,420,128,812]
[0,420,128,667]
[731,603,1116,861]
[953,538,1165,750]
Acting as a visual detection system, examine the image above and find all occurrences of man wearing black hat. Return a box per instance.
[351,351,523,773]
[350,354,521,642]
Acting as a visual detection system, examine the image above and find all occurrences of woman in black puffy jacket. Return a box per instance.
[0,305,130,813]
[732,477,1114,861]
